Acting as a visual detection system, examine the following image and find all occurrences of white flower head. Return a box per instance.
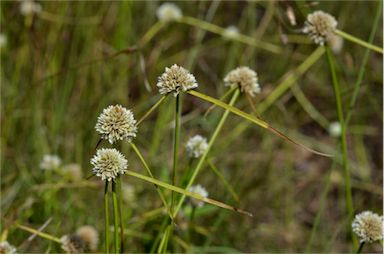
[60,234,85,253]
[328,121,341,137]
[186,135,208,158]
[91,148,128,181]
[302,10,337,46]
[352,211,383,243]
[224,66,260,97]
[0,241,17,254]
[156,64,198,96]
[20,0,42,16]
[0,34,7,49]
[95,105,137,144]
[156,3,182,22]
[62,163,83,181]
[76,225,99,252]
[223,26,239,39]
[40,154,61,170]
[188,184,208,208]
[328,34,344,54]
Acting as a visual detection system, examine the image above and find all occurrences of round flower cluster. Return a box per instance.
[60,225,99,253]
[156,3,182,22]
[40,154,61,170]
[20,0,42,16]
[302,11,337,45]
[188,184,208,208]
[95,105,137,144]
[91,148,128,181]
[328,121,341,137]
[224,66,260,97]
[156,64,198,96]
[0,241,17,254]
[223,26,239,39]
[352,211,383,243]
[185,135,208,158]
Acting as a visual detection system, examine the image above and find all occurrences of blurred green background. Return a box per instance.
[1,1,382,253]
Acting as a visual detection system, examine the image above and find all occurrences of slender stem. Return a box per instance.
[137,96,167,126]
[356,241,365,254]
[178,16,281,54]
[172,89,240,218]
[171,94,181,214]
[104,181,110,254]
[335,29,383,54]
[117,177,124,253]
[130,142,173,221]
[16,224,61,243]
[188,206,196,242]
[112,181,120,253]
[325,46,354,242]
[139,21,165,47]
[345,0,382,127]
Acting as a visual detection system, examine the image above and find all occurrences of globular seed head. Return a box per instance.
[352,211,383,243]
[0,241,17,254]
[188,184,209,208]
[224,66,260,97]
[40,154,61,170]
[302,10,337,46]
[95,105,137,144]
[76,225,99,252]
[90,148,128,181]
[156,3,182,23]
[185,135,208,158]
[156,64,198,96]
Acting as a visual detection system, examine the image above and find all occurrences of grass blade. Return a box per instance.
[137,96,167,126]
[187,90,332,157]
[16,224,61,243]
[125,170,252,217]
[335,29,383,54]
[130,143,173,221]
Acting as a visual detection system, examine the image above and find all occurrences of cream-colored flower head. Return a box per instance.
[352,211,383,243]
[328,121,341,137]
[62,163,83,181]
[60,234,85,253]
[188,184,208,208]
[224,66,260,97]
[156,64,198,96]
[302,11,337,45]
[328,34,343,54]
[0,241,17,254]
[156,3,182,22]
[95,105,137,144]
[91,148,128,181]
[76,226,99,252]
[0,34,7,49]
[40,154,61,170]
[223,26,239,39]
[20,0,42,16]
[186,135,208,158]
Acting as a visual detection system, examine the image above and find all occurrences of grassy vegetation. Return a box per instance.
[1,1,383,253]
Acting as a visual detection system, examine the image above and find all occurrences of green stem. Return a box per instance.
[137,95,167,126]
[356,241,365,254]
[172,89,240,218]
[171,94,181,214]
[139,21,165,47]
[325,46,354,243]
[178,16,281,54]
[112,181,120,253]
[16,224,61,243]
[335,29,383,54]
[117,177,124,253]
[104,181,110,254]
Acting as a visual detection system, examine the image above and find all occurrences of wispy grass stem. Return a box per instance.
[112,181,120,253]
[104,181,110,254]
[335,29,383,54]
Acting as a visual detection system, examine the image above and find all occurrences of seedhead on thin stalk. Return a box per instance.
[352,211,383,243]
[224,66,261,97]
[91,148,128,182]
[95,105,137,145]
[156,64,198,96]
[302,11,337,46]
[186,135,208,159]
[156,3,182,23]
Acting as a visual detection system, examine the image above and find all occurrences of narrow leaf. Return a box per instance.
[125,170,253,217]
